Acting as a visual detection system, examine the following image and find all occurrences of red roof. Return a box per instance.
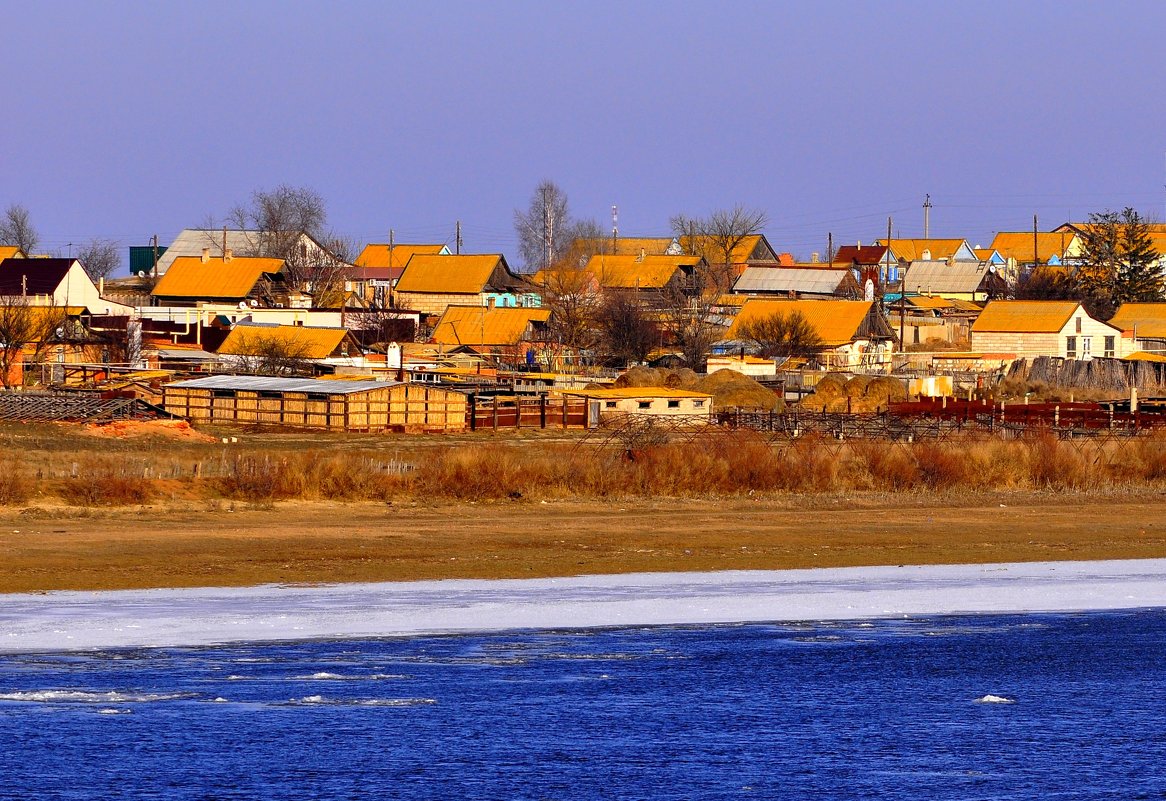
[833,245,887,265]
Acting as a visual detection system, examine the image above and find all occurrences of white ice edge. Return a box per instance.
[2,558,1166,652]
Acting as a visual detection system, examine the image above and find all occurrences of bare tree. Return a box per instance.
[0,296,66,388]
[75,239,121,281]
[661,205,769,370]
[514,181,599,271]
[228,185,327,257]
[736,309,823,359]
[0,205,39,255]
[595,292,658,367]
[538,267,603,350]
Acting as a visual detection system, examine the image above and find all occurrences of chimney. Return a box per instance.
[201,248,210,263]
[487,297,496,309]
[99,277,104,295]
[224,248,233,262]
[856,241,862,250]
[921,249,931,260]
[810,252,820,263]
[638,248,646,261]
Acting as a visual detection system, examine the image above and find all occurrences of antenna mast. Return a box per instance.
[923,194,932,238]
[611,205,619,252]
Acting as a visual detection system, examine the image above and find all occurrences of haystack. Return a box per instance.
[694,369,784,412]
[614,366,664,388]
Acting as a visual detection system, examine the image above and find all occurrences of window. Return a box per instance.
[605,401,617,409]
[1105,336,1115,358]
[637,400,652,409]
[1066,336,1077,359]
[1076,317,1083,333]
[1081,336,1092,358]
[667,400,680,409]
[693,400,705,408]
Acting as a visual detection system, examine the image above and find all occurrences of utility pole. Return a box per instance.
[923,194,932,238]
[1033,214,1039,269]
[455,220,462,255]
[388,229,395,308]
[151,234,159,278]
[542,186,551,269]
[827,232,833,264]
[611,205,619,253]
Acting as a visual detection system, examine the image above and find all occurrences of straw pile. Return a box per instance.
[613,367,783,411]
[800,373,906,412]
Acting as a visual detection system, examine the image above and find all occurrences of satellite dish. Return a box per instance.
[55,327,65,338]
[864,279,875,302]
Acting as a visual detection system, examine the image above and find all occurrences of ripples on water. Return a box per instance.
[0,611,1163,799]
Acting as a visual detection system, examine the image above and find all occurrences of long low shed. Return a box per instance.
[163,375,467,432]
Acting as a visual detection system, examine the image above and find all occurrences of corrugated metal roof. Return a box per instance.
[216,325,352,359]
[898,260,997,294]
[354,243,448,270]
[583,254,699,289]
[430,305,551,346]
[395,254,509,294]
[733,266,851,294]
[725,299,877,347]
[166,375,404,394]
[990,232,1078,262]
[1109,303,1166,338]
[152,256,284,299]
[678,234,767,264]
[878,239,973,262]
[971,301,1081,333]
[156,229,266,274]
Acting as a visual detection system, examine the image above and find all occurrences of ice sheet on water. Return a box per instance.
[974,694,1016,704]
[0,690,194,704]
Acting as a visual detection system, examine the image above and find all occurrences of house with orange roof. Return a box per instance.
[0,246,26,261]
[1107,303,1166,355]
[724,298,896,367]
[676,233,778,277]
[349,243,451,304]
[394,253,535,317]
[989,232,1082,271]
[151,251,288,307]
[582,253,704,298]
[429,305,553,366]
[877,238,979,264]
[970,300,1125,359]
[214,323,365,374]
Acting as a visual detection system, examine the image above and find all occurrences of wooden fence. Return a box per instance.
[466,394,588,431]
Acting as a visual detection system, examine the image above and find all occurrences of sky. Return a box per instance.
[3,1,1166,272]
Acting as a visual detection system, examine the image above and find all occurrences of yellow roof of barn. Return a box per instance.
[971,300,1081,333]
[217,325,352,359]
[726,299,876,347]
[430,305,551,346]
[152,256,284,299]
[395,254,503,294]
[1108,303,1166,338]
[584,254,700,289]
[354,243,447,269]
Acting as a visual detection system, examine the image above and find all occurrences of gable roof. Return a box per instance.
[353,243,449,274]
[990,232,1078,263]
[0,258,76,296]
[877,239,974,262]
[898,260,1001,295]
[570,237,680,258]
[832,245,890,265]
[970,301,1082,333]
[733,266,855,295]
[151,256,285,299]
[156,229,269,274]
[167,375,398,395]
[0,246,25,261]
[584,254,700,289]
[725,299,881,347]
[216,325,354,359]
[1108,303,1166,338]
[395,254,517,295]
[430,305,552,346]
[678,234,773,265]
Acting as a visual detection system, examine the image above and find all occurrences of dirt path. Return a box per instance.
[2,493,1165,593]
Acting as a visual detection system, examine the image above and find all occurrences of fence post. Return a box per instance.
[493,398,499,431]
[540,394,547,428]
[469,393,477,432]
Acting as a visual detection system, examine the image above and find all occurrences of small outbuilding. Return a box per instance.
[564,386,713,426]
[163,375,467,432]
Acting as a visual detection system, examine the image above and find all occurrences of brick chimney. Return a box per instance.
[201,248,210,263]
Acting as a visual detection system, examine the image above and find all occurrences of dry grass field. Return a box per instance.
[2,421,1165,592]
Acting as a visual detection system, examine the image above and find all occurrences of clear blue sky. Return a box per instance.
[3,1,1165,270]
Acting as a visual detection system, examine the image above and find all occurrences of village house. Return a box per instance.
[892,296,983,348]
[214,323,366,374]
[970,300,1126,359]
[150,251,288,307]
[724,298,896,368]
[0,246,26,260]
[1107,303,1166,355]
[564,386,713,425]
[0,257,133,315]
[890,260,1007,303]
[348,243,451,304]
[878,238,980,264]
[430,305,553,366]
[149,229,330,276]
[732,265,861,300]
[393,253,535,317]
[582,253,705,300]
[989,231,1082,276]
[677,233,778,277]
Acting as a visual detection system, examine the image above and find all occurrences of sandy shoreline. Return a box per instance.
[3,559,1165,653]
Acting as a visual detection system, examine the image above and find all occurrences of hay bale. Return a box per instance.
[614,366,662,388]
[695,369,784,412]
[864,376,907,403]
[810,373,847,400]
[672,367,700,389]
[843,375,872,398]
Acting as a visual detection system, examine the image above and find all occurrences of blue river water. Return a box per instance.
[0,610,1163,800]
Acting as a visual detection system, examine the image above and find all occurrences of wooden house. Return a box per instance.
[582,253,704,299]
[394,254,535,316]
[348,243,450,304]
[1107,303,1166,355]
[0,257,133,314]
[563,386,713,425]
[724,299,896,367]
[733,266,861,299]
[162,375,467,432]
[151,252,288,307]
